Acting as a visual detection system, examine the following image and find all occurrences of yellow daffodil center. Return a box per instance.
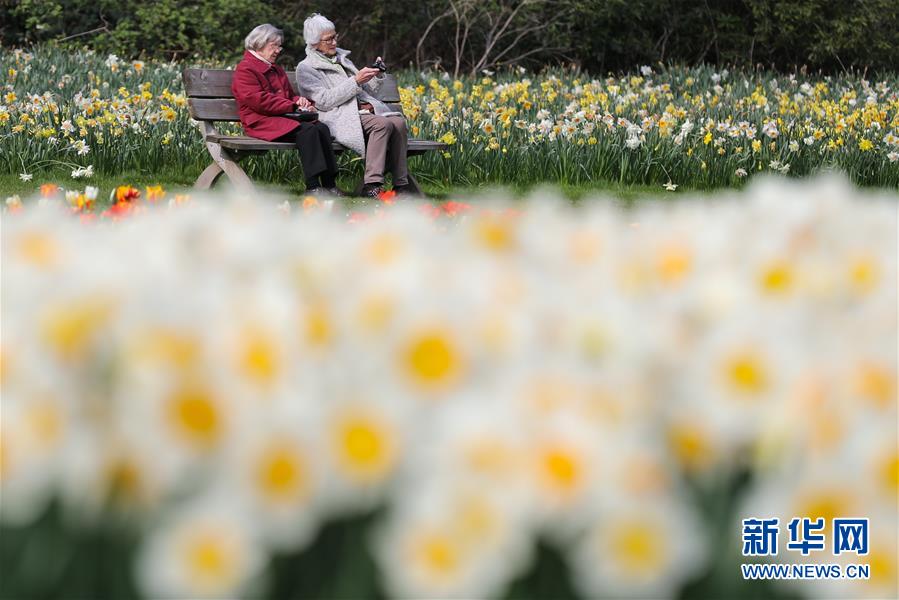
[848,257,878,293]
[17,232,60,268]
[611,521,664,575]
[475,217,515,251]
[355,295,394,333]
[540,446,582,495]
[726,351,769,395]
[185,533,236,590]
[404,330,460,389]
[880,452,899,497]
[760,261,793,294]
[257,444,305,501]
[415,532,459,579]
[465,440,515,477]
[456,496,498,544]
[131,329,199,370]
[239,329,279,386]
[668,423,713,472]
[169,385,220,447]
[106,456,144,504]
[335,414,392,482]
[367,233,402,265]
[27,401,63,449]
[305,304,332,347]
[656,243,692,283]
[867,545,897,586]
[853,363,894,408]
[797,490,850,523]
[41,298,114,360]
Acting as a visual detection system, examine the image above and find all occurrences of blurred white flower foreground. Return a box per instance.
[1,175,896,599]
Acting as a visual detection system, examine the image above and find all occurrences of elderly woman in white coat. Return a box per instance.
[296,13,411,197]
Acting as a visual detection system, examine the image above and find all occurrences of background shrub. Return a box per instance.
[2,0,897,74]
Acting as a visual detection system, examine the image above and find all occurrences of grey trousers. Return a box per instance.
[360,114,408,186]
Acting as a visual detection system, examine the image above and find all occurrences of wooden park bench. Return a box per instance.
[182,68,446,195]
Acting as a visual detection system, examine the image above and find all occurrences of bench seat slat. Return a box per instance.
[407,140,447,152]
[216,137,296,151]
[212,135,447,154]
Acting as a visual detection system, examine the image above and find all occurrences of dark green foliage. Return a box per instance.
[1,0,275,61]
[1,0,897,74]
[569,0,898,74]
[503,538,583,600]
[0,474,809,600]
[0,501,141,600]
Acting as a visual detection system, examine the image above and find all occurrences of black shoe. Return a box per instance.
[393,184,420,197]
[361,183,385,198]
[325,186,349,197]
[305,186,343,198]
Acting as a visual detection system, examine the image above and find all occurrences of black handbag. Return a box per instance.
[283,111,319,122]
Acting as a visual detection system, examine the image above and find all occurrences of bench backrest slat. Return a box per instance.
[182,69,238,98]
[188,98,240,121]
[182,68,402,118]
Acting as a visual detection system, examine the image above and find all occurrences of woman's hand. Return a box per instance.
[295,96,315,111]
[354,67,380,85]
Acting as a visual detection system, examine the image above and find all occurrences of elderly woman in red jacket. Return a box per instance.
[232,24,343,195]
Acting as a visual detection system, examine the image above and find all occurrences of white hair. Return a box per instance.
[303,13,335,47]
[244,24,283,51]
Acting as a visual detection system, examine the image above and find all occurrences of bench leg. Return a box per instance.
[214,146,254,191]
[406,173,424,196]
[199,122,255,192]
[195,162,224,190]
[221,150,253,191]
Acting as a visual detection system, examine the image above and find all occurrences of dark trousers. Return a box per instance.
[276,121,338,188]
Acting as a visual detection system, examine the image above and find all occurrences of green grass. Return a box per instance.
[0,170,675,212]
[0,172,192,201]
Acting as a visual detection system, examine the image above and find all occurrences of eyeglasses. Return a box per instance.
[320,33,340,44]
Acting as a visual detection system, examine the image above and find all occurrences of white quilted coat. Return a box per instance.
[295,47,395,156]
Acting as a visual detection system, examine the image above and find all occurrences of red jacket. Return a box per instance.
[232,51,302,141]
